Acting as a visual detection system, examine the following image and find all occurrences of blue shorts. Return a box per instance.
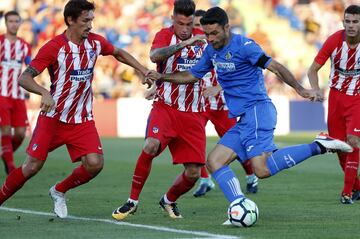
[219,101,278,162]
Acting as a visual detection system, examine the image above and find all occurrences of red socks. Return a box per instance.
[0,167,26,205]
[1,135,15,174]
[129,150,154,200]
[166,172,197,202]
[241,160,254,175]
[342,148,360,195]
[55,165,93,193]
[200,166,209,178]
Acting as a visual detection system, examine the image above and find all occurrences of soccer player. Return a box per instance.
[0,11,31,174]
[112,0,208,220]
[0,0,152,218]
[192,9,258,197]
[147,6,353,221]
[308,5,360,204]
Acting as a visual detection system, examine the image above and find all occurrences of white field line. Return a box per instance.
[0,207,240,239]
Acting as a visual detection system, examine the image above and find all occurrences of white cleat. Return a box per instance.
[314,132,353,153]
[49,186,68,218]
[222,219,232,225]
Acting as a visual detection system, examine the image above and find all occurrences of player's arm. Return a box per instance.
[19,66,54,112]
[203,85,222,98]
[307,61,325,101]
[150,35,205,63]
[266,59,317,100]
[113,48,152,87]
[148,70,200,84]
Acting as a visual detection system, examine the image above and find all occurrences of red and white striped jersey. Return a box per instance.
[315,30,360,96]
[30,32,114,124]
[0,34,31,99]
[201,70,228,111]
[151,27,205,112]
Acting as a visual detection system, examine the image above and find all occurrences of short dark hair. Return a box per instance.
[345,5,360,16]
[200,7,229,26]
[64,0,95,26]
[173,0,195,17]
[4,10,20,22]
[195,9,206,17]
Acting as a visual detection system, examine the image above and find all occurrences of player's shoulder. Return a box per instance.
[16,36,31,46]
[40,34,66,52]
[327,30,345,43]
[0,34,5,41]
[230,34,253,48]
[155,27,174,37]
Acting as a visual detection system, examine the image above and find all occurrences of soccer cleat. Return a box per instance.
[352,190,360,201]
[314,133,353,153]
[340,194,354,204]
[222,219,232,225]
[112,201,138,220]
[159,196,183,219]
[49,186,68,218]
[193,178,215,197]
[246,175,258,194]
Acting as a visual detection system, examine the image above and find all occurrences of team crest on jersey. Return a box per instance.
[89,50,96,62]
[32,144,38,151]
[225,51,232,61]
[152,126,159,134]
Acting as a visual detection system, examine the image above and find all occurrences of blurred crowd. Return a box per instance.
[0,0,355,101]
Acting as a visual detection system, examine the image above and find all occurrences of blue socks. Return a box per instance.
[266,142,321,176]
[212,165,244,203]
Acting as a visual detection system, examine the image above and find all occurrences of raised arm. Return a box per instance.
[148,70,200,84]
[150,35,205,63]
[266,59,317,100]
[19,66,54,112]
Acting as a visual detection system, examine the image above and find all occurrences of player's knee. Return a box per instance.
[85,155,104,175]
[253,166,270,179]
[184,165,201,180]
[206,154,224,173]
[1,126,12,136]
[22,156,44,178]
[143,138,160,155]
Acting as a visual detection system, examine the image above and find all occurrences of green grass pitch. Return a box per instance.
[0,134,359,239]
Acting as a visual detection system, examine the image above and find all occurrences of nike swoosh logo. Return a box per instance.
[244,41,252,46]
[354,128,360,132]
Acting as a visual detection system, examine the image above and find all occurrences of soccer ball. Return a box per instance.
[227,197,259,227]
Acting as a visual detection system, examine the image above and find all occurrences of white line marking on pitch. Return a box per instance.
[0,207,240,239]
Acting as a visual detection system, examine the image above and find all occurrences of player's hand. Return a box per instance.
[203,85,222,98]
[141,70,154,89]
[40,91,55,113]
[185,35,206,46]
[298,88,325,102]
[144,85,156,100]
[147,70,162,81]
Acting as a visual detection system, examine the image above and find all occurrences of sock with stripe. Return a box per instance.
[266,142,320,176]
[211,165,244,203]
[0,167,27,205]
[342,148,359,195]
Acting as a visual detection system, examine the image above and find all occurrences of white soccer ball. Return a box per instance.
[227,197,259,227]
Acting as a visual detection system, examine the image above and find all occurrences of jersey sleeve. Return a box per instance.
[29,40,57,73]
[151,29,171,50]
[97,35,115,56]
[314,35,338,66]
[190,47,213,79]
[243,39,272,68]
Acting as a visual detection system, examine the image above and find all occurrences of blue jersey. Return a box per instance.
[190,34,272,117]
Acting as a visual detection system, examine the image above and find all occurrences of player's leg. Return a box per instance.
[11,99,28,152]
[243,102,352,178]
[112,102,173,220]
[0,97,15,174]
[159,110,206,218]
[0,155,45,205]
[50,120,103,218]
[161,163,202,218]
[207,143,245,203]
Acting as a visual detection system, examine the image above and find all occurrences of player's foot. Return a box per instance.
[222,219,232,225]
[193,178,215,197]
[112,200,138,220]
[314,133,353,153]
[246,174,258,194]
[49,185,68,218]
[352,190,360,201]
[159,196,182,219]
[340,194,354,204]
